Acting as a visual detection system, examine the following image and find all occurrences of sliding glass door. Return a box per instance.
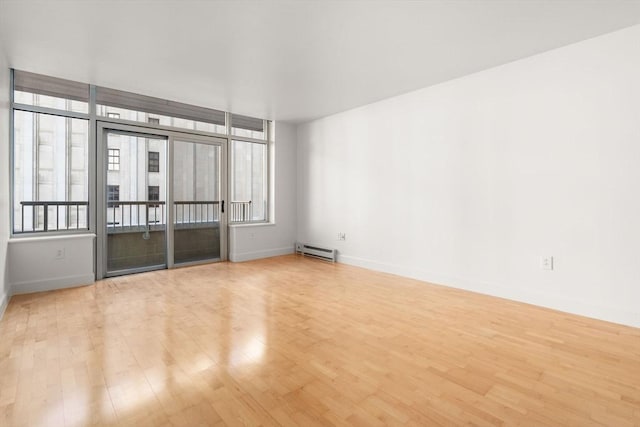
[97,123,227,278]
[103,130,168,275]
[173,138,225,264]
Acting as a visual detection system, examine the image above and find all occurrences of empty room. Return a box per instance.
[1,0,640,426]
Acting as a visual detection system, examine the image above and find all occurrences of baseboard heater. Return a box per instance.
[295,242,337,262]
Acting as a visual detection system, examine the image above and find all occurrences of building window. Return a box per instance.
[108,148,120,171]
[230,140,267,222]
[107,185,120,207]
[148,117,160,125]
[148,185,160,209]
[106,112,120,119]
[148,151,160,172]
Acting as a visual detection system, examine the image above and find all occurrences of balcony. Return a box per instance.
[18,201,89,233]
[17,199,257,271]
[107,200,222,269]
[16,200,254,234]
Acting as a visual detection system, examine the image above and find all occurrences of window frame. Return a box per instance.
[108,148,120,171]
[148,151,160,173]
[227,117,271,224]
[9,69,274,237]
[230,114,267,140]
[107,185,120,208]
[148,185,160,208]
[11,98,92,235]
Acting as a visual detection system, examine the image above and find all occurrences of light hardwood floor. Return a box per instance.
[1,255,639,426]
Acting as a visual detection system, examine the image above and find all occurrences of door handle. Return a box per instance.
[221,200,224,213]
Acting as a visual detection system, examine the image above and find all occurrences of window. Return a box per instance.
[108,148,120,171]
[231,114,266,140]
[13,70,89,114]
[230,140,267,222]
[107,185,120,207]
[148,185,160,208]
[148,151,160,173]
[95,86,227,134]
[11,69,274,234]
[13,110,89,233]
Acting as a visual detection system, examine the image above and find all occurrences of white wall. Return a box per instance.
[0,55,10,318]
[9,234,95,295]
[230,121,297,261]
[297,25,640,328]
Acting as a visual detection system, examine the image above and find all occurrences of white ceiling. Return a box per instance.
[1,0,640,123]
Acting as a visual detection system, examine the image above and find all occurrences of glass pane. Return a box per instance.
[15,91,89,114]
[13,70,89,114]
[231,140,267,222]
[106,132,167,273]
[97,105,227,134]
[231,115,265,140]
[13,111,89,233]
[173,140,221,263]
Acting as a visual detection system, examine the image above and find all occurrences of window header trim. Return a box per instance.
[14,70,89,102]
[96,86,226,126]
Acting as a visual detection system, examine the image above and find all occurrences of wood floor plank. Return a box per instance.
[1,254,639,426]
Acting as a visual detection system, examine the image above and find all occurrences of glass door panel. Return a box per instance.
[105,131,167,274]
[173,140,222,263]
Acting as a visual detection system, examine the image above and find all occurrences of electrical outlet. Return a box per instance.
[540,256,553,270]
[337,232,346,241]
[55,248,65,260]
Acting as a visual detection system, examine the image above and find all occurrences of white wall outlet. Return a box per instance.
[540,256,553,270]
[338,232,346,241]
[55,248,65,260]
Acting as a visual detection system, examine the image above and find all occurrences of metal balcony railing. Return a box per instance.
[230,201,252,223]
[174,201,220,229]
[18,199,255,234]
[18,201,89,233]
[107,201,166,233]
[107,200,224,232]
